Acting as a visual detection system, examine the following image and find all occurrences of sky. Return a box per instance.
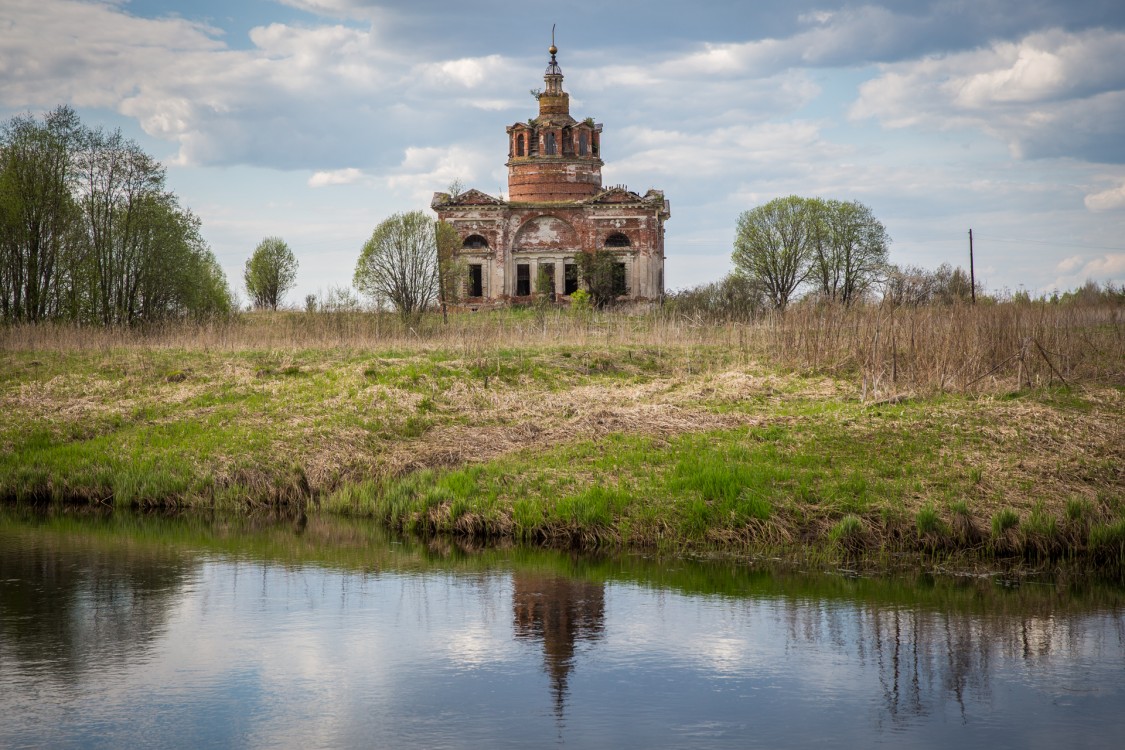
[2,0,1123,305]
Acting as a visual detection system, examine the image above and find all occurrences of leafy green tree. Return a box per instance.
[354,211,441,321]
[244,236,298,310]
[575,249,624,308]
[134,195,232,319]
[0,105,82,322]
[1,106,232,324]
[732,196,815,310]
[434,219,463,323]
[809,199,890,304]
[74,126,168,324]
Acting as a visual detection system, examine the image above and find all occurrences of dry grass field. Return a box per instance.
[2,302,1123,566]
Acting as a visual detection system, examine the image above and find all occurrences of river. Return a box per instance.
[1,510,1122,748]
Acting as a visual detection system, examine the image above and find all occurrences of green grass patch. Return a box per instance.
[992,508,1020,537]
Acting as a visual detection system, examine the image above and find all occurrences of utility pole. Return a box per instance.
[968,228,976,305]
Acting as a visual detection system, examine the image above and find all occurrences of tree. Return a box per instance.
[1,106,233,324]
[434,219,463,323]
[732,196,815,310]
[244,236,297,310]
[882,262,978,306]
[0,106,82,322]
[575,249,624,308]
[354,211,441,321]
[809,199,889,304]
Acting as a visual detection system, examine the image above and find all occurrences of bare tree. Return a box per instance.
[354,211,441,321]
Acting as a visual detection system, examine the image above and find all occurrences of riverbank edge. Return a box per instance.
[6,470,1123,574]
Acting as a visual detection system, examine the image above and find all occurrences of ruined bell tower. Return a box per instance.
[432,35,670,305]
[504,41,604,202]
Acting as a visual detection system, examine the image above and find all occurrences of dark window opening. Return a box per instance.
[613,263,627,297]
[545,132,556,155]
[516,134,524,156]
[564,263,579,295]
[463,234,488,250]
[468,264,483,297]
[578,131,587,156]
[516,264,531,296]
[605,233,631,248]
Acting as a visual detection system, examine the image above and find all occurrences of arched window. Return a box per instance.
[578,131,587,156]
[463,234,489,250]
[605,233,631,248]
[545,132,556,155]
[516,134,524,157]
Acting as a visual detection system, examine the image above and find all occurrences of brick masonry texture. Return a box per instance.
[432,44,669,303]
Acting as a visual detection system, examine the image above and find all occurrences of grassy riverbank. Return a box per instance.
[2,305,1123,567]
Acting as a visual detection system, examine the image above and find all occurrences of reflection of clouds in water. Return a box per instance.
[444,623,509,669]
[4,526,1125,748]
[606,584,1125,731]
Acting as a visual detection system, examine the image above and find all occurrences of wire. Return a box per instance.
[972,234,1123,252]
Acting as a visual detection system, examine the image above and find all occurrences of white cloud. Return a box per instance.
[606,121,845,180]
[415,55,508,89]
[1084,182,1125,212]
[385,145,491,202]
[308,167,365,187]
[0,0,520,170]
[1048,253,1125,291]
[851,29,1125,163]
[1057,256,1084,272]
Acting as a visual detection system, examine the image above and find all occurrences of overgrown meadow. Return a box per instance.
[2,301,1123,567]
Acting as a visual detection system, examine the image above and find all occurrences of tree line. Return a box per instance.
[732,195,891,309]
[0,106,232,324]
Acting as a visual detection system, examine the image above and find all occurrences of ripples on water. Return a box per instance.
[1,511,1123,749]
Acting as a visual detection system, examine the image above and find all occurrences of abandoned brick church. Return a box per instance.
[431,42,670,304]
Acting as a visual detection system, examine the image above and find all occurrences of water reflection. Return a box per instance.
[0,525,194,678]
[512,572,605,717]
[0,511,1122,749]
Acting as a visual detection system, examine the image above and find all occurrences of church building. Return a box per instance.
[431,42,670,304]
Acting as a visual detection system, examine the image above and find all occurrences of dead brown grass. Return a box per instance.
[4,301,1120,396]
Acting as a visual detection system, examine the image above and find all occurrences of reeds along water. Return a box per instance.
[2,301,1122,395]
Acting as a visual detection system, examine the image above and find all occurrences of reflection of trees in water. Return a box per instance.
[0,531,195,679]
[512,573,605,718]
[782,594,1124,725]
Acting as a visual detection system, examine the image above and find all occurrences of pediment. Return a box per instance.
[587,187,643,205]
[451,189,504,206]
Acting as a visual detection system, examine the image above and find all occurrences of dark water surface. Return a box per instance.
[1,511,1123,749]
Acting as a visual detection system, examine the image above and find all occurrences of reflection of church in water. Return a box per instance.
[512,573,605,717]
